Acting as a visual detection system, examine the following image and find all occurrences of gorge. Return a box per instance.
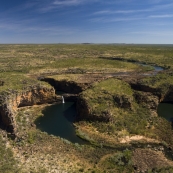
[0,61,172,141]
[1,44,173,172]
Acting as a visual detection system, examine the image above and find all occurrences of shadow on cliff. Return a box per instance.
[62,103,77,123]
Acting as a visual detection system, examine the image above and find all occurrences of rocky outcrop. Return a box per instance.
[124,78,159,95]
[134,91,160,116]
[161,85,173,103]
[14,87,56,107]
[76,97,111,122]
[123,75,173,103]
[0,86,57,135]
[128,79,173,104]
[76,97,90,120]
[0,103,15,134]
[113,95,133,110]
[76,77,173,122]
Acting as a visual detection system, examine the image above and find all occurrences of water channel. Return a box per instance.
[35,102,86,144]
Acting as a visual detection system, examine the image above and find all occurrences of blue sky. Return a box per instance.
[0,0,173,44]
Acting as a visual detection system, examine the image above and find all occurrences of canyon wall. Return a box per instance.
[76,78,173,121]
[42,78,91,94]
[0,86,56,135]
[1,75,173,137]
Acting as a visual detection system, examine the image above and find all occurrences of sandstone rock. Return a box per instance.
[0,85,56,135]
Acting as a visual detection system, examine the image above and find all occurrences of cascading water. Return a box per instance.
[62,96,65,103]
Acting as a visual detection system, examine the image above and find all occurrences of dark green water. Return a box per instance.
[157,103,173,122]
[35,102,86,144]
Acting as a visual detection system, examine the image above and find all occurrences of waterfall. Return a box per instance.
[61,96,65,103]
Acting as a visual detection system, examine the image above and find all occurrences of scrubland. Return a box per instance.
[1,44,173,172]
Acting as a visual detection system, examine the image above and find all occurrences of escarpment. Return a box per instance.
[76,78,135,122]
[0,86,57,135]
[2,71,173,139]
[40,74,109,94]
[76,75,173,122]
[42,78,87,94]
[161,85,173,103]
[75,76,173,147]
[0,103,15,134]
[14,87,56,107]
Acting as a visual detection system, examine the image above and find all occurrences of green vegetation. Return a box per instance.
[1,44,173,172]
[0,44,156,94]
[82,78,134,111]
[101,149,133,172]
[150,167,173,173]
[0,44,150,75]
[78,77,173,147]
[0,72,51,93]
[0,44,173,74]
[140,72,173,92]
[80,78,152,135]
[44,57,140,73]
[1,44,171,93]
[0,134,19,173]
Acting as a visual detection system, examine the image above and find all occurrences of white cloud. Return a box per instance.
[53,0,83,6]
[39,0,89,13]
[151,2,173,10]
[90,16,144,23]
[149,14,173,18]
[92,1,173,17]
[93,9,151,15]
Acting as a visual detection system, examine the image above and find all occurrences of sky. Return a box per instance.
[0,0,173,44]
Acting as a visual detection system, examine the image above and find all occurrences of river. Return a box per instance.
[157,103,173,122]
[35,102,86,144]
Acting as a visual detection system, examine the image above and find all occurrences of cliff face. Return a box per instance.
[53,80,88,94]
[76,97,90,120]
[129,81,173,104]
[0,74,108,135]
[42,78,91,94]
[42,74,108,94]
[14,87,56,107]
[161,86,173,102]
[76,94,135,122]
[0,104,15,133]
[76,96,113,122]
[0,86,56,135]
[133,91,160,115]
[76,78,135,122]
[76,77,173,122]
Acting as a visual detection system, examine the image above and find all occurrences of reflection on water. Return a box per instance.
[35,102,86,144]
[157,103,173,122]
